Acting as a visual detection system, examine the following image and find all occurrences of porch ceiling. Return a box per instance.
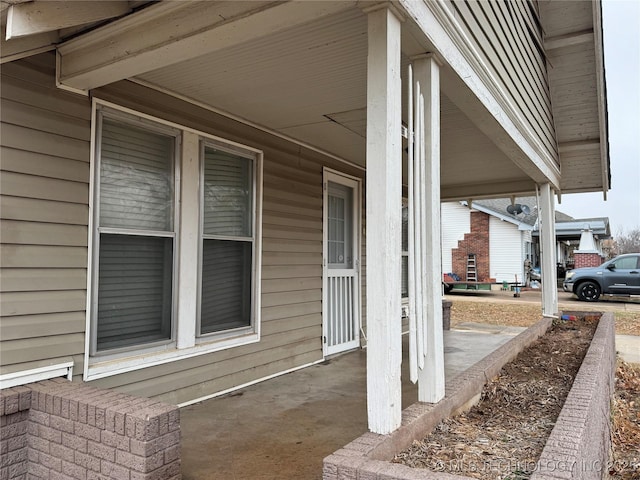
[1,0,538,200]
[133,6,531,200]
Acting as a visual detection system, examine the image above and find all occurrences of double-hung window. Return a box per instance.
[199,143,255,336]
[88,103,261,377]
[93,115,178,354]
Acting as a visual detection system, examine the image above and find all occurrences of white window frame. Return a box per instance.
[89,106,181,358]
[84,99,263,381]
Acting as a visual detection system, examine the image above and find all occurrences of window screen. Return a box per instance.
[200,145,254,336]
[327,182,353,269]
[95,117,175,353]
[97,234,173,350]
[100,120,174,231]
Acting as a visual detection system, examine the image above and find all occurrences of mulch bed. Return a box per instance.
[393,316,599,479]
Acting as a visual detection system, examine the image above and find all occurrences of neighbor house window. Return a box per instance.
[89,104,262,375]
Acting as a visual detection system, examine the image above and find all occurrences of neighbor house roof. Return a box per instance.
[540,218,611,239]
[469,196,574,229]
[459,197,610,242]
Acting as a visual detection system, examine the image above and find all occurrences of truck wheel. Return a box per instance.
[577,281,601,302]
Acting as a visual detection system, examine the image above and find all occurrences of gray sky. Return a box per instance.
[555,0,640,236]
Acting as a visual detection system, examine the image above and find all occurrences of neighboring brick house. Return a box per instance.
[442,198,611,285]
[442,199,537,285]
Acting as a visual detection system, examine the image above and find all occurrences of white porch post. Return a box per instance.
[413,55,445,403]
[365,5,403,434]
[539,183,558,316]
[176,131,200,349]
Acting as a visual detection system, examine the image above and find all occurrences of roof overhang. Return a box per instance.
[532,218,611,239]
[0,0,141,64]
[2,0,608,202]
[539,0,610,197]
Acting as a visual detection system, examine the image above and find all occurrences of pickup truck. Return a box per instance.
[563,253,640,301]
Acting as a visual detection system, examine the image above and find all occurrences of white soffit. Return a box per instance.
[137,7,529,194]
[138,9,369,131]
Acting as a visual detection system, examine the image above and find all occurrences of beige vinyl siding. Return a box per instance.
[89,72,363,404]
[447,0,557,163]
[0,54,91,376]
[2,53,365,403]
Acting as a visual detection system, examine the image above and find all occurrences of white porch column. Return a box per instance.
[176,131,200,349]
[539,183,558,316]
[365,5,403,435]
[413,55,445,403]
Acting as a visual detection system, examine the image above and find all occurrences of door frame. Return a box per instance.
[322,168,362,357]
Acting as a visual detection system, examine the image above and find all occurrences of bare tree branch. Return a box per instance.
[613,228,640,255]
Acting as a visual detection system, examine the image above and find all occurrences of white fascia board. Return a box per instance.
[592,0,610,197]
[398,0,561,189]
[6,1,131,39]
[0,25,58,63]
[57,0,357,91]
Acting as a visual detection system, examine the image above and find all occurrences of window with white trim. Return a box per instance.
[89,104,261,375]
[93,115,178,354]
[199,143,255,336]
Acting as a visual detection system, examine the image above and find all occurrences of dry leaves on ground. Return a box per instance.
[610,361,640,480]
[614,312,640,336]
[450,302,541,329]
[450,301,640,335]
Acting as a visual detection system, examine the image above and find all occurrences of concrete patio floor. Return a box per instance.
[180,323,525,480]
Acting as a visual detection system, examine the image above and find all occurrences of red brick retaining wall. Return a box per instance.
[324,313,616,480]
[0,378,181,480]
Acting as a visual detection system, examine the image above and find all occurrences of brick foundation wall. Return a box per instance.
[0,379,181,480]
[573,252,603,269]
[0,386,30,478]
[451,211,493,282]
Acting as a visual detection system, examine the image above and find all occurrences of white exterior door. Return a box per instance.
[323,170,360,356]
